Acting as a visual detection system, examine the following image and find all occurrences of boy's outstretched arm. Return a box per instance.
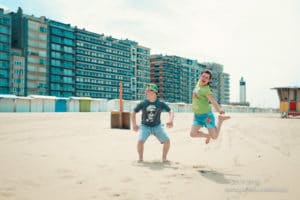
[166,110,174,128]
[131,111,139,131]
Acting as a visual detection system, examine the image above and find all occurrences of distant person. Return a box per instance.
[190,69,230,144]
[131,83,174,162]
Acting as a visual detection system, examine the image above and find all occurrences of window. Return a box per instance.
[64,38,73,45]
[51,59,61,66]
[0,35,8,42]
[0,26,9,34]
[0,52,9,60]
[40,26,47,33]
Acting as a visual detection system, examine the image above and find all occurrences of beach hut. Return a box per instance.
[67,97,80,112]
[107,99,119,111]
[168,103,179,112]
[15,96,31,112]
[108,99,133,112]
[130,100,140,111]
[177,102,189,112]
[55,97,68,112]
[30,96,43,112]
[0,94,17,112]
[98,98,108,112]
[66,97,92,112]
[90,98,107,112]
[273,87,300,118]
[79,97,92,112]
[29,95,56,112]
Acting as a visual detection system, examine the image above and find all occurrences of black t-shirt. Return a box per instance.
[134,99,171,127]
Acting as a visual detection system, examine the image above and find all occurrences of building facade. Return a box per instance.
[48,20,75,97]
[6,7,151,100]
[75,29,136,100]
[135,45,150,100]
[2,7,231,104]
[220,73,230,104]
[151,57,230,104]
[150,55,206,103]
[201,62,231,104]
[0,8,11,94]
[10,48,25,95]
[11,8,48,95]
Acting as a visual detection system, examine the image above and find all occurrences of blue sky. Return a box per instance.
[1,0,300,108]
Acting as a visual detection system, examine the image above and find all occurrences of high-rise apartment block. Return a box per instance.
[7,7,150,100]
[150,55,206,103]
[203,62,230,104]
[10,48,25,95]
[0,8,11,94]
[151,56,230,104]
[135,45,151,100]
[48,20,76,97]
[2,7,230,104]
[220,73,230,104]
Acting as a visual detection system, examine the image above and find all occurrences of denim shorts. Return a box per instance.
[139,124,170,143]
[193,111,216,128]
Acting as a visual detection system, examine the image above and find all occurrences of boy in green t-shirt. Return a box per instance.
[190,69,230,144]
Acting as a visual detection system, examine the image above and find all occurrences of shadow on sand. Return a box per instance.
[198,169,241,184]
[133,160,179,170]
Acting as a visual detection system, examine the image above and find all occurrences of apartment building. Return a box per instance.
[75,29,135,99]
[3,7,230,104]
[10,48,25,95]
[7,7,151,100]
[11,8,48,95]
[150,55,206,103]
[0,8,11,94]
[135,45,150,100]
[48,20,75,97]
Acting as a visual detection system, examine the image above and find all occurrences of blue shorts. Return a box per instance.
[139,124,170,143]
[193,111,216,128]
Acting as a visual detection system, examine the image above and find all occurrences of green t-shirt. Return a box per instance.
[192,84,212,114]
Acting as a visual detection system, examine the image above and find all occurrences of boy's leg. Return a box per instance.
[162,140,170,162]
[137,125,150,162]
[137,141,144,162]
[190,125,210,143]
[208,114,230,139]
[153,125,171,162]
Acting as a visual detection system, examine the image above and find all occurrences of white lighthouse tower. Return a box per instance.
[240,77,246,103]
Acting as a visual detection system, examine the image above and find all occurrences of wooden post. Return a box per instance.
[119,81,123,128]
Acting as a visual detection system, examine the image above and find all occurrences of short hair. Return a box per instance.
[201,69,212,79]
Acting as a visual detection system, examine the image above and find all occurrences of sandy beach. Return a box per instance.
[0,112,299,200]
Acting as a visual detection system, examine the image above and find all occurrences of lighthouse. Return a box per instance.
[240,77,246,103]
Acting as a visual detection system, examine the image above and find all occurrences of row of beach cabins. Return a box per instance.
[0,95,278,113]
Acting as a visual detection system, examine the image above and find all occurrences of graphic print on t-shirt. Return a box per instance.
[146,105,157,123]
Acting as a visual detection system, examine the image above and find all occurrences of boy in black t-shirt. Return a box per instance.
[131,83,174,162]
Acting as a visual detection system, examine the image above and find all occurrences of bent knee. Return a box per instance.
[190,131,195,137]
[164,140,170,144]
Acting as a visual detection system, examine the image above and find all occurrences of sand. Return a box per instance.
[0,112,299,200]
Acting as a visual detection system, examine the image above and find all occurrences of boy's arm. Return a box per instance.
[166,110,174,128]
[131,111,139,131]
[207,94,225,114]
